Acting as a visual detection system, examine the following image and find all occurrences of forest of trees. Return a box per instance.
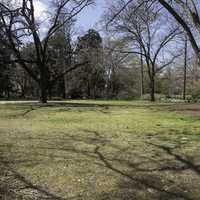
[0,0,200,102]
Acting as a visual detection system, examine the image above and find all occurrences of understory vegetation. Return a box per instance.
[1,0,200,102]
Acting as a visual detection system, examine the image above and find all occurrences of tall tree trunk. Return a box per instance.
[64,57,72,99]
[40,68,48,103]
[140,47,144,98]
[150,76,155,102]
[40,84,47,103]
[64,73,69,99]
[183,37,187,100]
[62,49,67,99]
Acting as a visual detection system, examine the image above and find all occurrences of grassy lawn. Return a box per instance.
[0,100,200,200]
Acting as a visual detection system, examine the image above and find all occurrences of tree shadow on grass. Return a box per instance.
[0,130,200,200]
[93,145,198,200]
[6,101,177,112]
[3,101,190,122]
[0,164,71,200]
[0,167,83,200]
[148,143,200,175]
[0,146,83,200]
[3,104,44,119]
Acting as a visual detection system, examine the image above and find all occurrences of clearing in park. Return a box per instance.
[0,100,200,200]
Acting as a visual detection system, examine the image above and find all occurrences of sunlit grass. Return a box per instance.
[0,101,200,199]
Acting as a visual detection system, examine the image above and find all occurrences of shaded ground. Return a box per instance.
[169,103,200,117]
[0,101,200,200]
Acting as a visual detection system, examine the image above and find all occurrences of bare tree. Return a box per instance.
[106,0,200,65]
[0,0,93,103]
[104,0,182,101]
[158,0,200,61]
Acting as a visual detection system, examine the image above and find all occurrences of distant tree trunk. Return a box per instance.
[183,37,187,100]
[64,58,72,99]
[6,89,10,100]
[93,84,96,99]
[87,80,91,98]
[61,48,66,99]
[167,67,173,97]
[140,48,144,98]
[62,81,66,99]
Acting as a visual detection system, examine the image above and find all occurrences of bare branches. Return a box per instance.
[156,52,182,73]
[158,0,200,55]
[106,0,134,28]
[152,28,182,65]
[49,61,89,86]
[104,0,200,60]
[43,0,94,56]
[0,0,93,102]
[103,0,183,101]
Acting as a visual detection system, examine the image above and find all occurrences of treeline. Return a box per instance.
[0,0,200,102]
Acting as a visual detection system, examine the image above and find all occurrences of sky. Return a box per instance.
[33,0,106,35]
[76,0,106,32]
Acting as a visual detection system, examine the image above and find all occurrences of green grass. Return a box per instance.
[0,100,200,200]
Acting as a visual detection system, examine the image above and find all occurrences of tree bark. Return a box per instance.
[158,0,199,56]
[183,37,187,100]
[40,84,47,103]
[39,68,48,103]
[140,50,144,98]
[150,76,155,102]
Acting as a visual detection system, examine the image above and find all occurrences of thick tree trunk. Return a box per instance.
[40,84,47,103]
[39,68,48,103]
[150,77,155,102]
